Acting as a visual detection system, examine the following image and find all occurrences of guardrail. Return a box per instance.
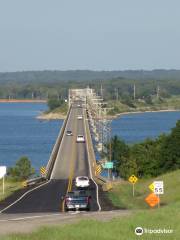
[85,109,108,185]
[45,106,72,179]
[25,177,45,187]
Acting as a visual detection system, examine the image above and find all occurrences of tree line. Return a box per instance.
[0,70,180,101]
[106,120,180,179]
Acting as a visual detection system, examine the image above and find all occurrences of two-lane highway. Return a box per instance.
[1,102,100,213]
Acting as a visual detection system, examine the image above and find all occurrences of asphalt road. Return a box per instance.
[1,103,99,213]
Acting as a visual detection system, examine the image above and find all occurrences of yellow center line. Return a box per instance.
[61,109,77,212]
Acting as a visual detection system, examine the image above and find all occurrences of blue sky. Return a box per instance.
[0,0,179,71]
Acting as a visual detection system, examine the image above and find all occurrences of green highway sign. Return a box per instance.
[103,162,113,169]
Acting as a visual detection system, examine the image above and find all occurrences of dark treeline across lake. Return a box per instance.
[0,103,180,172]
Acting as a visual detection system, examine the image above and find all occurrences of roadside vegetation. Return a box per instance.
[0,178,22,201]
[105,119,180,179]
[37,97,68,119]
[108,169,180,209]
[8,156,35,181]
[1,202,179,239]
[0,156,34,201]
[47,98,67,112]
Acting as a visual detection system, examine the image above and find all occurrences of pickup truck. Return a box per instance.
[63,190,91,211]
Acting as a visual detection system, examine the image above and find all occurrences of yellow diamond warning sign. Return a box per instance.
[22,181,27,187]
[128,175,138,184]
[149,182,155,192]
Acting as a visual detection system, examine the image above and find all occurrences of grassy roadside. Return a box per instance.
[1,202,179,240]
[0,178,22,201]
[108,169,180,209]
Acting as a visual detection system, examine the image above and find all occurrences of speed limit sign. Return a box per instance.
[154,181,164,194]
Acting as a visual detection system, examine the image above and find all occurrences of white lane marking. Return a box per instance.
[0,213,62,222]
[69,211,80,215]
[0,210,99,222]
[0,180,51,213]
[83,109,101,211]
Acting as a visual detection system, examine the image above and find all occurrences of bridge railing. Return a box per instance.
[85,109,108,185]
[45,106,72,179]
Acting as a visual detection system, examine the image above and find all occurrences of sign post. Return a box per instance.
[0,166,7,195]
[153,181,164,208]
[132,183,135,197]
[128,175,138,197]
[102,162,113,179]
[2,176,4,195]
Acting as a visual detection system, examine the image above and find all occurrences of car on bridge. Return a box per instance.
[66,130,73,136]
[75,176,90,188]
[63,190,91,211]
[77,115,83,120]
[76,135,85,143]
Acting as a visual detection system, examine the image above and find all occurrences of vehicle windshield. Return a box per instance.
[78,177,88,181]
[67,191,88,197]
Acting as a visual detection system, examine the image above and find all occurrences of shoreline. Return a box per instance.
[36,112,66,120]
[112,108,180,119]
[0,99,47,103]
[37,108,180,121]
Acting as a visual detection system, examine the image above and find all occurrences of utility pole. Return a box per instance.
[100,84,103,98]
[68,89,71,109]
[133,83,136,101]
[157,85,160,99]
[107,119,112,179]
[115,88,118,101]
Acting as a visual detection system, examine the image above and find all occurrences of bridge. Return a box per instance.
[1,88,113,214]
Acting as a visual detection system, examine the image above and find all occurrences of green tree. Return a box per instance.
[8,156,35,180]
[144,95,153,105]
[119,156,138,179]
[121,95,135,108]
[47,98,63,111]
[159,120,180,173]
[129,138,162,177]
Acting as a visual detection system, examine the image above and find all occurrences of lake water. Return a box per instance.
[0,103,63,171]
[0,103,180,171]
[112,111,180,143]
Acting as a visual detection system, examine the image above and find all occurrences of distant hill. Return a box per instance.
[1,69,180,83]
